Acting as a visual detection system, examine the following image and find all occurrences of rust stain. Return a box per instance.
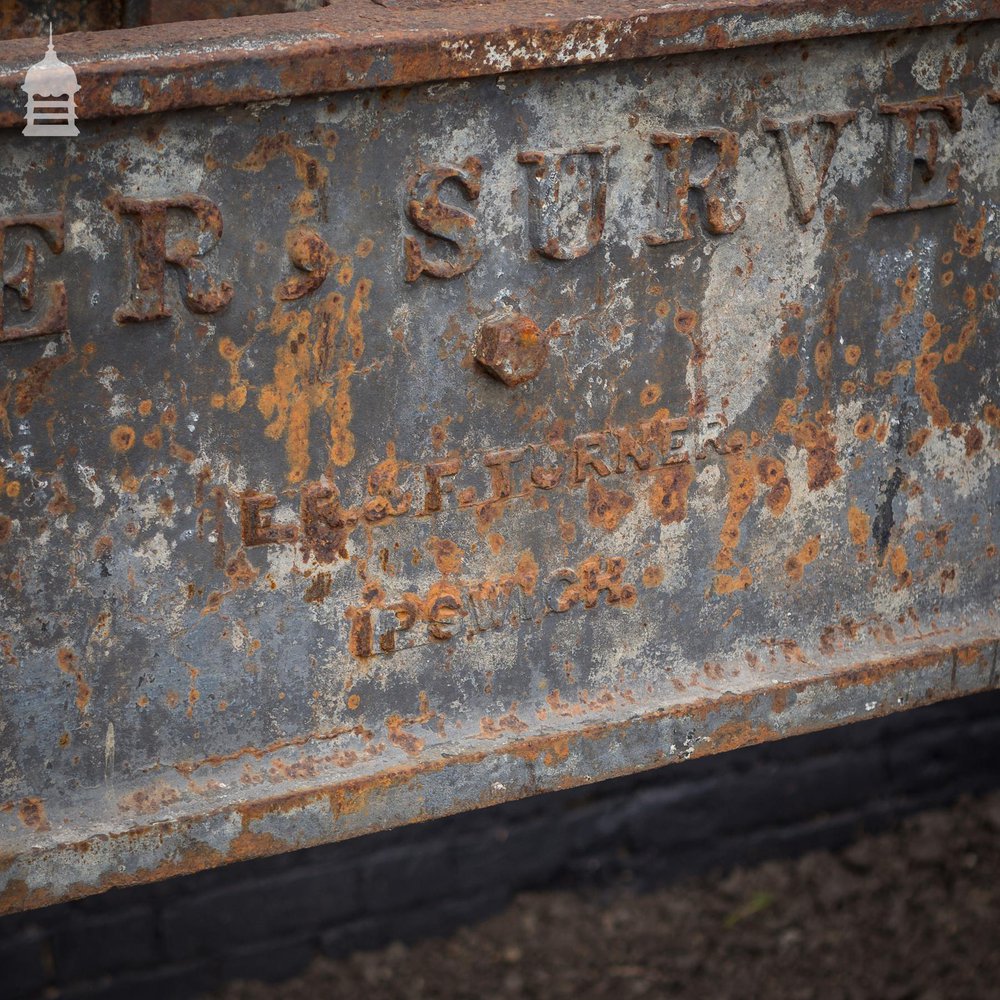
[386,691,436,756]
[304,572,332,603]
[889,545,911,587]
[792,416,841,491]
[715,566,753,594]
[427,536,463,574]
[17,797,49,833]
[479,706,529,739]
[954,206,986,257]
[212,336,249,412]
[14,350,74,418]
[915,311,949,428]
[907,427,932,456]
[757,457,790,515]
[715,431,755,582]
[785,534,821,581]
[648,462,695,525]
[259,281,367,483]
[109,425,136,453]
[57,647,90,714]
[882,264,920,332]
[587,476,634,531]
[118,784,181,815]
[235,132,329,222]
[848,505,870,556]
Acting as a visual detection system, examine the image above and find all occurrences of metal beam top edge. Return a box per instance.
[0,0,998,128]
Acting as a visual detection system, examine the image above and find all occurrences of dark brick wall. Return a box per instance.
[2,690,1000,1000]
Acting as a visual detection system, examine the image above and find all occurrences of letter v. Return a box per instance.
[764,111,856,224]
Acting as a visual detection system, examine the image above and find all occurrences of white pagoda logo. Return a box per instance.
[22,26,80,137]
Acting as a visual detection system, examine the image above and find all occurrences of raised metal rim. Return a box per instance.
[0,1,998,127]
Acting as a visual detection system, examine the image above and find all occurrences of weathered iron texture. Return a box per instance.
[0,5,998,913]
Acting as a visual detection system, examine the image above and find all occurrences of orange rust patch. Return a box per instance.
[915,312,950,428]
[907,427,932,456]
[848,505,870,551]
[674,307,698,336]
[217,336,249,413]
[785,534,821,581]
[648,462,695,525]
[889,545,911,587]
[984,404,1000,429]
[715,567,752,595]
[386,692,436,756]
[14,350,73,418]
[479,707,529,740]
[757,457,790,516]
[235,132,329,222]
[587,476,634,531]
[778,334,798,359]
[304,572,332,603]
[792,418,842,491]
[844,344,861,366]
[814,338,833,381]
[716,433,754,575]
[640,383,662,406]
[943,314,977,365]
[427,536,464,574]
[118,784,182,815]
[110,425,136,453]
[954,206,986,257]
[882,265,920,332]
[17,797,49,833]
[854,413,875,441]
[259,276,368,483]
[0,515,11,544]
[57,647,91,713]
[225,550,258,591]
[964,425,983,456]
[47,480,75,517]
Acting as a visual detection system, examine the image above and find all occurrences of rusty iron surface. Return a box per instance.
[1,2,1000,127]
[0,12,999,913]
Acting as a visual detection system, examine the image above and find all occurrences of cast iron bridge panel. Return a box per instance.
[0,1,997,913]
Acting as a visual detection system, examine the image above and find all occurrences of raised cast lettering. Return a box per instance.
[276,226,335,301]
[518,146,617,260]
[106,192,234,322]
[872,97,962,215]
[0,213,67,344]
[404,158,482,282]
[644,129,745,245]
[763,112,856,224]
[240,492,297,547]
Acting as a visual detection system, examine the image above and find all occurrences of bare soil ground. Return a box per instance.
[215,791,1000,1000]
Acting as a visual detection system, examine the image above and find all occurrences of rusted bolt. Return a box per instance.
[472,312,549,387]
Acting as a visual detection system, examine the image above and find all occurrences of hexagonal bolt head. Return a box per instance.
[473,312,549,387]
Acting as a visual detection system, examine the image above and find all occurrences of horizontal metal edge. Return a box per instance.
[0,1,998,128]
[2,630,996,915]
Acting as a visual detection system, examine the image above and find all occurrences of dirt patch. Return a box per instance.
[213,792,1000,1000]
